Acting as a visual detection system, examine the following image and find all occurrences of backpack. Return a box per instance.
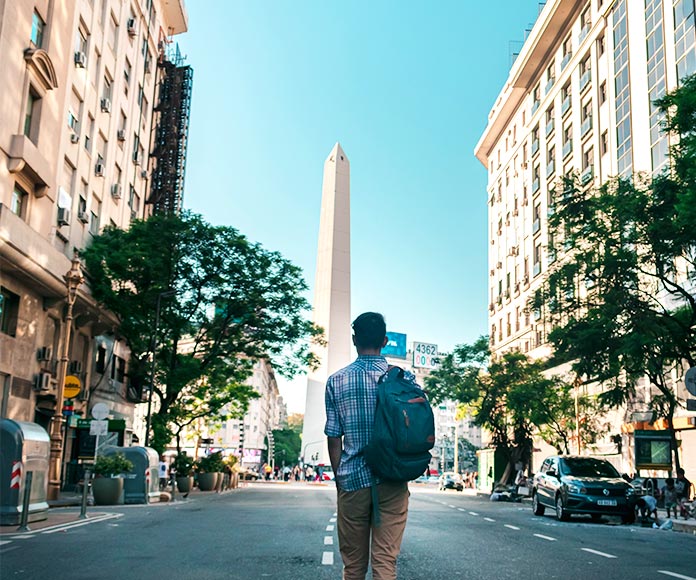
[364,366,435,482]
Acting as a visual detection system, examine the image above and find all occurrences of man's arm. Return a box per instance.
[327,436,342,476]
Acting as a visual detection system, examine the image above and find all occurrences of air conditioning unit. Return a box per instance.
[37,346,52,362]
[57,207,71,226]
[140,170,148,179]
[78,210,89,224]
[69,360,83,374]
[496,261,502,269]
[95,163,104,176]
[33,372,52,392]
[111,183,122,199]
[70,132,80,144]
[117,129,126,141]
[100,98,111,113]
[127,18,137,36]
[74,51,87,68]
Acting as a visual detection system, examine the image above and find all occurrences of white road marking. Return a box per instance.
[0,540,12,546]
[329,518,336,523]
[448,504,456,508]
[8,536,35,540]
[42,513,122,534]
[658,571,696,580]
[581,548,617,559]
[533,533,557,541]
[484,517,496,522]
[458,508,466,512]
[326,525,334,531]
[504,524,520,530]
[324,536,334,545]
[469,511,479,516]
[322,551,334,565]
[333,512,337,517]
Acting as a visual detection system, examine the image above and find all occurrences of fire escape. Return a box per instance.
[147,43,193,214]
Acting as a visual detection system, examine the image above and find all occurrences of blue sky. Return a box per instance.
[177,1,542,412]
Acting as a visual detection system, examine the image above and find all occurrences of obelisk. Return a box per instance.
[301,143,352,467]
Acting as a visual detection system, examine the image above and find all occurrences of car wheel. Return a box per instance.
[532,492,545,516]
[621,512,635,525]
[590,513,602,522]
[555,494,570,521]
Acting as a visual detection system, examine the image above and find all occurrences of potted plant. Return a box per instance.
[196,451,225,491]
[172,453,195,493]
[92,453,133,505]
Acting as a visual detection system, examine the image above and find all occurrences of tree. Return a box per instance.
[271,428,301,467]
[425,337,586,484]
[535,76,696,471]
[287,413,303,434]
[82,211,321,452]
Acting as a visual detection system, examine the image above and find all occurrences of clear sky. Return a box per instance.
[176,1,543,413]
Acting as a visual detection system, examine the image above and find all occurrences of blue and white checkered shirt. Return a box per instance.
[324,355,417,492]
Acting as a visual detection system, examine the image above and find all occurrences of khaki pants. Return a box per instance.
[337,482,409,580]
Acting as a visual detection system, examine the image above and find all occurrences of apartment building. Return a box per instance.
[475,0,695,472]
[0,0,188,484]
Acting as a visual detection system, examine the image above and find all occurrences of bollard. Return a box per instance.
[79,470,91,519]
[17,471,33,532]
[170,472,176,502]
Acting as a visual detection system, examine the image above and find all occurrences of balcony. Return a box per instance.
[532,100,540,114]
[562,140,573,158]
[580,165,594,185]
[533,218,541,234]
[7,135,51,196]
[532,139,540,156]
[580,69,592,92]
[532,178,540,194]
[581,115,593,137]
[533,262,542,277]
[578,24,591,44]
[545,119,555,137]
[561,95,571,116]
[546,160,555,178]
[545,78,555,95]
[561,52,572,70]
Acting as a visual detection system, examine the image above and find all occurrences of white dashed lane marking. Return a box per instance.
[484,517,496,522]
[657,572,696,580]
[322,551,334,565]
[448,504,456,508]
[324,536,334,545]
[468,511,479,516]
[581,548,617,559]
[504,524,520,530]
[329,518,336,523]
[0,540,12,546]
[533,534,556,541]
[326,525,334,531]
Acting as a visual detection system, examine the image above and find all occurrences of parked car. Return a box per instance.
[439,472,464,492]
[532,456,635,523]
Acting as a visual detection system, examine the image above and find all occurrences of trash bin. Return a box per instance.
[0,419,50,525]
[104,446,160,504]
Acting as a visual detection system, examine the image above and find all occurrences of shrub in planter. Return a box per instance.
[172,453,195,493]
[92,453,133,505]
[196,452,225,491]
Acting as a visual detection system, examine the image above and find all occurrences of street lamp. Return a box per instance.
[302,439,325,465]
[145,289,176,447]
[47,250,84,500]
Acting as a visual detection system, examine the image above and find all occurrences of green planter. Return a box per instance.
[92,477,124,505]
[176,476,193,493]
[198,472,217,491]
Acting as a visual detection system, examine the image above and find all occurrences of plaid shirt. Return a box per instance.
[324,355,417,492]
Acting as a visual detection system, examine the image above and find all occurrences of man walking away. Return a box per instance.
[325,312,414,580]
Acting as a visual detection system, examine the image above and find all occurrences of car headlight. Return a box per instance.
[626,487,636,496]
[567,484,586,494]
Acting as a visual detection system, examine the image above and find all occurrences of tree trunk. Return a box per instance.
[667,412,681,472]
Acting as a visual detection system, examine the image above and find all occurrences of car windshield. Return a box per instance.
[561,458,620,478]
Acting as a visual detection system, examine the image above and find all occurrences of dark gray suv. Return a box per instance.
[532,456,635,523]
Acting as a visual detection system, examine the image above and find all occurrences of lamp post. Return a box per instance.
[302,439,325,465]
[47,251,84,500]
[144,289,175,447]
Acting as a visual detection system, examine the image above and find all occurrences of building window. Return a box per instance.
[102,75,112,100]
[0,287,20,337]
[96,345,107,373]
[111,354,126,383]
[601,130,608,155]
[85,115,94,151]
[599,81,607,104]
[76,27,88,56]
[31,10,45,48]
[124,59,131,95]
[597,34,605,56]
[67,109,78,131]
[11,184,28,219]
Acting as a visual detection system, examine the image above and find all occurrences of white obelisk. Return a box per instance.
[301,143,352,467]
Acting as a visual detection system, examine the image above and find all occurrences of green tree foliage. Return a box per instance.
[287,413,304,434]
[82,211,321,453]
[535,76,696,470]
[271,428,301,467]
[425,337,589,484]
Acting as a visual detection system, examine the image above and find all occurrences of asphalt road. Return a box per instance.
[1,483,694,579]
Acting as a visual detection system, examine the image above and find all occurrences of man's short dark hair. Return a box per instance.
[352,312,386,350]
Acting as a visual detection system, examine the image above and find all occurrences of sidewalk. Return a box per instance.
[0,510,115,535]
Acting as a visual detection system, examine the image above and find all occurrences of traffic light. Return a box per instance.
[238,422,245,452]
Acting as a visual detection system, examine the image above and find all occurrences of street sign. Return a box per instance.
[90,420,109,436]
[64,375,82,399]
[91,403,110,420]
[685,367,696,396]
[413,342,438,369]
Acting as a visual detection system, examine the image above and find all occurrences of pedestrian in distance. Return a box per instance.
[675,468,692,519]
[158,456,169,491]
[636,495,659,525]
[662,477,678,519]
[325,312,414,580]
